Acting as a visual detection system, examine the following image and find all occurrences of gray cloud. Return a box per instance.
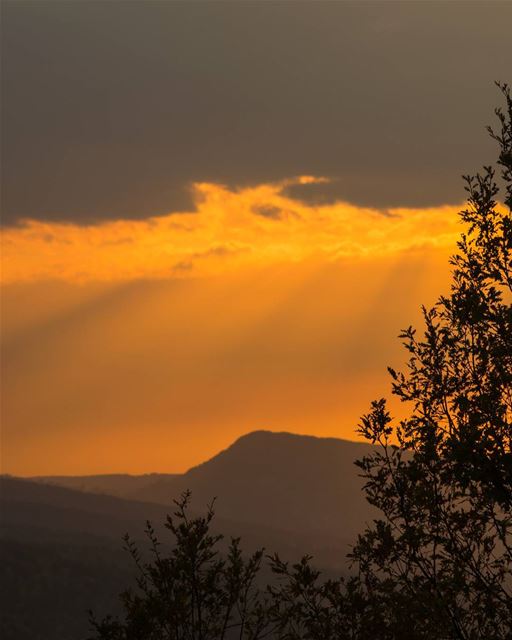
[252,204,282,220]
[1,0,511,225]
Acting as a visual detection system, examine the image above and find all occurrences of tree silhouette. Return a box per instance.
[89,491,272,640]
[350,82,512,639]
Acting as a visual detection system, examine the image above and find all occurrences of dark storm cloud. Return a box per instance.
[1,0,511,225]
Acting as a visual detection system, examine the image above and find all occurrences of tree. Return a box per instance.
[89,491,271,640]
[263,82,512,640]
[350,83,512,639]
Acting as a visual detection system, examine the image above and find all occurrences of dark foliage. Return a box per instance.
[89,492,272,640]
[351,82,512,639]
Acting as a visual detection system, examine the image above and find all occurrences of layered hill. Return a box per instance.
[2,431,378,640]
[0,474,349,565]
[34,430,377,544]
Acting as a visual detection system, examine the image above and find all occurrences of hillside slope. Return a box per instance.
[35,430,377,543]
[2,433,378,640]
[0,474,353,640]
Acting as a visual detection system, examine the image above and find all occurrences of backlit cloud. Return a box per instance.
[1,177,464,285]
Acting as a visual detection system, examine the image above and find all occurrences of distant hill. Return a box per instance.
[0,473,353,640]
[33,430,378,544]
[29,472,177,500]
[0,475,334,562]
[0,475,171,542]
[0,477,144,640]
[2,432,379,640]
[136,430,377,542]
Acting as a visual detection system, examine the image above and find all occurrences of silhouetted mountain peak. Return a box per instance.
[26,430,378,544]
[184,430,373,480]
[229,429,347,449]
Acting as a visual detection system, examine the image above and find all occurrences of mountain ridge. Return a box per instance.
[27,430,371,480]
[1,430,378,640]
[29,429,377,543]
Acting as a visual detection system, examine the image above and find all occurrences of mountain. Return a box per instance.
[1,473,349,564]
[1,475,171,542]
[0,474,347,640]
[2,431,379,640]
[29,472,177,500]
[0,477,149,640]
[137,430,377,542]
[34,430,378,544]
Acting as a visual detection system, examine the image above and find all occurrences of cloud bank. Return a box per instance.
[2,0,511,224]
[1,177,464,284]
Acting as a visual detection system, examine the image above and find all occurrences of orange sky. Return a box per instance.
[1,177,465,475]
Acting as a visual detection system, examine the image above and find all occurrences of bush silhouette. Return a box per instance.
[89,491,271,640]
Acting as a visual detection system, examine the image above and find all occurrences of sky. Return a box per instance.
[1,0,511,475]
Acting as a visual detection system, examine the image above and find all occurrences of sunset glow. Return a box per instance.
[1,179,466,475]
[1,177,462,285]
